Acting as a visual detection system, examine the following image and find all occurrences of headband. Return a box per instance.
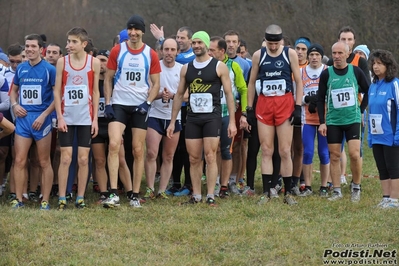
[265,33,283,42]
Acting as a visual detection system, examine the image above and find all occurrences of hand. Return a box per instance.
[304,95,317,104]
[166,123,175,139]
[239,115,249,132]
[318,123,327,137]
[246,108,256,128]
[228,122,237,139]
[57,117,68,133]
[308,101,317,114]
[290,105,301,126]
[104,105,115,120]
[13,104,27,118]
[150,24,164,40]
[32,113,45,131]
[162,88,174,103]
[137,101,150,115]
[91,119,98,139]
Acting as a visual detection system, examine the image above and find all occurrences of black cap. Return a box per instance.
[307,43,324,57]
[97,49,110,58]
[126,15,145,33]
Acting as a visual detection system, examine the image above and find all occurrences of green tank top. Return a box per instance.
[326,65,361,125]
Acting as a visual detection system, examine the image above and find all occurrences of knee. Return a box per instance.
[319,151,330,165]
[279,146,292,160]
[60,153,72,167]
[78,155,89,167]
[94,156,106,168]
[14,156,27,168]
[108,140,120,154]
[221,147,232,161]
[329,152,341,163]
[189,155,202,166]
[204,151,217,164]
[260,145,273,158]
[162,152,174,163]
[146,148,158,161]
[132,145,144,158]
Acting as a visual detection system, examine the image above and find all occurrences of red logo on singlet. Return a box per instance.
[72,75,83,85]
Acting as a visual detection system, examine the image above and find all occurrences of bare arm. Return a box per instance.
[91,58,101,119]
[288,48,303,105]
[247,49,260,108]
[218,62,237,138]
[148,73,161,103]
[0,116,15,139]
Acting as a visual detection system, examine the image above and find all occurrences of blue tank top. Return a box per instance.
[257,46,293,96]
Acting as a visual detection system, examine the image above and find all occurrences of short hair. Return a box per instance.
[66,27,89,42]
[84,38,94,54]
[338,26,356,40]
[112,35,119,46]
[7,43,23,56]
[25,34,44,48]
[223,30,240,39]
[46,43,63,55]
[369,49,398,83]
[178,26,193,39]
[210,36,226,52]
[160,37,180,51]
[265,24,282,34]
[240,40,247,48]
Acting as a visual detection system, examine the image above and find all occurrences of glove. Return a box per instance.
[104,105,115,120]
[308,101,317,114]
[137,101,151,115]
[247,108,256,127]
[290,105,301,126]
[304,95,317,104]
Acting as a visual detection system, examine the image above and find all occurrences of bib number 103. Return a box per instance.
[125,71,141,81]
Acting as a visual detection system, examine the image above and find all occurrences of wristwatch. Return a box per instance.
[158,37,165,43]
[241,112,247,117]
[146,101,152,105]
[246,106,253,111]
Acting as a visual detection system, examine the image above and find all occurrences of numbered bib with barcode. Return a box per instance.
[331,87,355,108]
[190,93,213,113]
[369,114,384,135]
[262,79,286,96]
[98,98,105,117]
[64,85,88,106]
[20,85,42,105]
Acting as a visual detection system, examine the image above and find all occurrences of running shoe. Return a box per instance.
[28,192,38,202]
[11,199,24,209]
[165,186,179,196]
[351,188,361,202]
[58,199,67,210]
[40,201,50,210]
[229,182,241,195]
[143,187,155,200]
[319,188,329,198]
[50,185,59,198]
[257,194,270,205]
[103,193,120,208]
[241,186,255,196]
[206,197,217,207]
[96,194,108,205]
[269,187,279,198]
[179,196,202,205]
[174,186,191,197]
[376,198,390,208]
[156,192,169,199]
[284,194,298,205]
[66,193,73,203]
[380,200,399,209]
[291,186,301,196]
[340,175,348,185]
[155,172,161,183]
[130,197,142,208]
[237,178,246,192]
[299,188,313,197]
[328,191,343,201]
[75,199,87,209]
[219,186,229,199]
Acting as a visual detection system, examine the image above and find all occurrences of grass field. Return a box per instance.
[0,139,398,266]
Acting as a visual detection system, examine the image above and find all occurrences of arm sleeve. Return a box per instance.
[354,66,370,113]
[149,49,161,74]
[0,92,10,111]
[232,62,248,111]
[317,69,329,124]
[358,57,371,84]
[393,80,399,146]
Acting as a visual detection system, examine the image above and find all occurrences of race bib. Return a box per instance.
[262,79,286,96]
[121,68,143,87]
[64,85,88,106]
[20,85,42,105]
[190,93,213,113]
[369,114,383,135]
[331,87,355,109]
[98,97,105,117]
[304,87,317,97]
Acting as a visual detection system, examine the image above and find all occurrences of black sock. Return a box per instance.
[291,176,300,188]
[126,190,133,199]
[283,176,292,195]
[262,174,272,195]
[305,186,312,191]
[110,189,118,195]
[320,186,327,191]
[133,192,139,198]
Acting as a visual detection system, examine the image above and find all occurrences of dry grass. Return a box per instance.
[0,141,398,266]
